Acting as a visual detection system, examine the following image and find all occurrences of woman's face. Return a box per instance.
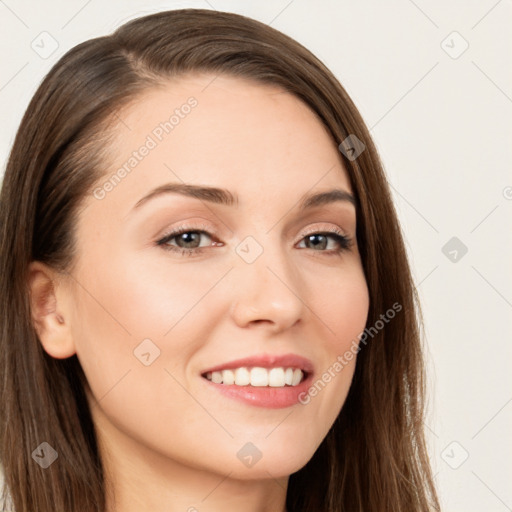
[64,74,369,480]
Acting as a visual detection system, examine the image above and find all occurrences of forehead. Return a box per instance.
[92,73,352,214]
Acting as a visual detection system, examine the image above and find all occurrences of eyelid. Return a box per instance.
[302,222,349,236]
[156,221,350,244]
[295,223,350,241]
[156,221,218,242]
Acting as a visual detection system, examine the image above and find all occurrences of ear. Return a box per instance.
[27,261,76,359]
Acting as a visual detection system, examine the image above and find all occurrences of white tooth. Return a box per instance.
[211,371,223,384]
[221,369,235,385]
[250,367,268,387]
[208,366,303,387]
[234,367,250,386]
[291,369,303,386]
[268,368,285,387]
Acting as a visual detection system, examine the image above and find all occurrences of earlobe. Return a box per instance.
[27,261,76,359]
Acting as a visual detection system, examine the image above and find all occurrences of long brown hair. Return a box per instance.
[0,8,440,512]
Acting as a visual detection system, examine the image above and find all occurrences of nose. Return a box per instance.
[228,241,305,333]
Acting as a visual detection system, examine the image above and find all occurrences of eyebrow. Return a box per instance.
[132,183,356,211]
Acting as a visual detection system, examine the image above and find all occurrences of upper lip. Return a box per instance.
[201,353,314,376]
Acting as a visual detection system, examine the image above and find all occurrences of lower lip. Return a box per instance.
[201,373,313,409]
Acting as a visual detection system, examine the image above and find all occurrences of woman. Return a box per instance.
[0,8,440,512]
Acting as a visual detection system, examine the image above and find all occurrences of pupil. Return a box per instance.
[308,234,327,250]
[179,232,199,248]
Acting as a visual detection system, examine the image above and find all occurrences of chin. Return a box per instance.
[217,444,317,481]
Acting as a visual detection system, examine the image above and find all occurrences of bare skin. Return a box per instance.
[28,74,369,512]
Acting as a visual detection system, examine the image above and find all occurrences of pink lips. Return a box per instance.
[200,352,314,376]
[200,353,315,409]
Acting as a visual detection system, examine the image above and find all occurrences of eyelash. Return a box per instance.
[156,223,353,257]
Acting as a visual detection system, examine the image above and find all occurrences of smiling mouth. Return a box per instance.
[201,366,307,387]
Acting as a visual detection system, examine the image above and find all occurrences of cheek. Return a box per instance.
[299,262,369,420]
[73,246,230,339]
[69,250,230,400]
[312,260,370,350]
[70,257,226,469]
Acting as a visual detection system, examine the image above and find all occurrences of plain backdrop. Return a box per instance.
[1,1,511,511]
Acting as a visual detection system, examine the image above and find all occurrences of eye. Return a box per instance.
[296,229,352,255]
[156,224,353,257]
[156,225,218,256]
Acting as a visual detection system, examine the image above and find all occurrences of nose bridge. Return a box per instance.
[229,232,305,329]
